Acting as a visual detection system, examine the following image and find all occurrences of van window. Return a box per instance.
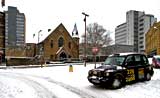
[135,55,141,62]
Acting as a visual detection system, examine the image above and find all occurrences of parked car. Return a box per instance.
[148,57,153,65]
[152,55,160,68]
[87,53,154,89]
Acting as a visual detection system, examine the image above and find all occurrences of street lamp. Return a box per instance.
[154,26,157,30]
[153,26,160,34]
[37,30,42,55]
[82,12,89,67]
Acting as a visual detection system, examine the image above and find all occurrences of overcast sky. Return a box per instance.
[0,0,160,43]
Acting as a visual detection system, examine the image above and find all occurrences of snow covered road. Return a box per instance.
[0,72,96,98]
[0,64,160,98]
[0,72,56,98]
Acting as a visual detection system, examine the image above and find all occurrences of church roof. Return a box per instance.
[39,23,72,43]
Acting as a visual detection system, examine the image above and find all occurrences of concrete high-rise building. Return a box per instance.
[115,23,127,44]
[0,12,5,62]
[115,10,156,53]
[125,10,144,52]
[138,14,156,53]
[0,12,5,50]
[5,6,25,47]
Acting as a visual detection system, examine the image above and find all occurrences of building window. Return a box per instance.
[139,32,144,35]
[140,37,143,39]
[58,37,64,47]
[139,41,143,44]
[68,42,71,49]
[139,28,144,31]
[50,55,53,60]
[50,40,53,48]
[140,46,144,48]
[139,23,144,26]
[140,19,144,22]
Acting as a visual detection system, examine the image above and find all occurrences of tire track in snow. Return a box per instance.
[45,76,160,98]
[0,72,98,98]
[23,74,98,98]
[0,73,57,98]
[45,78,99,98]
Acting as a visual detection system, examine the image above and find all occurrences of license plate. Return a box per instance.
[93,71,97,75]
[92,79,100,83]
[91,76,97,79]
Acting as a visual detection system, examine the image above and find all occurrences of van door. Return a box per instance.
[134,55,145,80]
[125,55,136,82]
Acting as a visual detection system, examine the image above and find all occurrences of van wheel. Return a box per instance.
[111,76,124,89]
[146,73,151,81]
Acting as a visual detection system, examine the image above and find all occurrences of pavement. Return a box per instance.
[0,62,85,69]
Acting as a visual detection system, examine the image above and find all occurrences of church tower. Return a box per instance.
[72,23,79,57]
[72,23,79,46]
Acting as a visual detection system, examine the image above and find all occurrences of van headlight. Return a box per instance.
[88,70,93,75]
[93,70,97,75]
[149,66,152,70]
[105,72,109,76]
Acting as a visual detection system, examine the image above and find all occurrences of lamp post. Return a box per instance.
[37,30,42,55]
[154,26,159,30]
[82,12,89,67]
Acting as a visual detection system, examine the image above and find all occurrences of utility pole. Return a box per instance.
[37,30,42,55]
[37,30,43,67]
[82,12,89,67]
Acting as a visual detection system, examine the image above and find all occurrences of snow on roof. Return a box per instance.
[109,52,139,56]
[56,47,64,55]
[153,55,160,58]
[5,56,34,59]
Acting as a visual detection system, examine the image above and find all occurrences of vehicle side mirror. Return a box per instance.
[125,62,128,66]
[101,62,104,65]
[125,61,133,66]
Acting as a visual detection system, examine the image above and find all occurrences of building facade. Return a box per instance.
[126,10,144,52]
[115,23,127,44]
[138,14,156,53]
[115,10,156,53]
[0,12,5,62]
[39,23,79,61]
[145,21,160,57]
[103,44,134,56]
[5,6,26,47]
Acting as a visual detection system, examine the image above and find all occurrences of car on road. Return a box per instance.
[152,55,160,68]
[87,53,154,89]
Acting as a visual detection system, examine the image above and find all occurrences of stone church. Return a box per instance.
[38,23,79,61]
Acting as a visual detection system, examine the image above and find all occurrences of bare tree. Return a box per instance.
[81,22,112,55]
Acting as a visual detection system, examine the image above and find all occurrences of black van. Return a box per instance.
[87,53,154,89]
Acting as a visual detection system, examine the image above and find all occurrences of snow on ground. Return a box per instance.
[0,75,35,98]
[0,63,160,98]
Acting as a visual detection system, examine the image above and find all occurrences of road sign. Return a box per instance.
[92,47,99,54]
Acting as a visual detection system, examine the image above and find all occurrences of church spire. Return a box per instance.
[72,23,79,37]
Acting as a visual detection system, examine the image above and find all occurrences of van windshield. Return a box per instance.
[104,56,125,65]
[156,58,160,62]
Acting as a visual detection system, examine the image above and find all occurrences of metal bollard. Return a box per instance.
[69,64,73,72]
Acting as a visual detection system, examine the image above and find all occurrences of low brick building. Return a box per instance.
[38,23,79,61]
[5,44,36,66]
[103,44,134,55]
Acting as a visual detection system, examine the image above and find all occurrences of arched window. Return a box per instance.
[50,55,53,60]
[68,42,71,49]
[58,37,64,47]
[50,40,53,48]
